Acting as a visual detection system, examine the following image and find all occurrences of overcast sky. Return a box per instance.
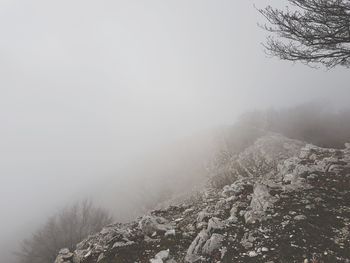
[1,1,350,262]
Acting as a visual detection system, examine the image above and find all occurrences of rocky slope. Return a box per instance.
[55,134,350,263]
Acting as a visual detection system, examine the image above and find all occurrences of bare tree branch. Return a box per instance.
[259,0,350,68]
[17,200,112,263]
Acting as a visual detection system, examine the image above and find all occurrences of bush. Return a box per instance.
[16,200,112,263]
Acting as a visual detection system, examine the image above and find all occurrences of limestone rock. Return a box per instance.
[53,134,350,263]
[202,233,225,255]
[139,215,173,235]
[54,248,73,263]
[245,183,278,224]
[185,230,209,263]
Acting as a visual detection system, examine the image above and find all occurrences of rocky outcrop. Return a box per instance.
[54,134,350,263]
[138,215,175,235]
[209,133,305,188]
[244,183,279,224]
[54,248,74,263]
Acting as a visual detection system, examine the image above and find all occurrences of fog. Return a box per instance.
[1,0,350,262]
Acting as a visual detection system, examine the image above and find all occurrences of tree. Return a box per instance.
[16,200,113,263]
[259,0,350,68]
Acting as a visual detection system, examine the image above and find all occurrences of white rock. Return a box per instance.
[294,215,307,221]
[197,210,211,223]
[97,253,105,262]
[112,240,135,248]
[150,258,163,263]
[202,233,225,255]
[222,185,235,197]
[139,216,173,235]
[165,229,176,237]
[245,184,278,224]
[207,217,225,232]
[155,249,169,260]
[184,208,194,215]
[227,216,238,223]
[261,247,269,252]
[248,251,258,257]
[59,248,70,255]
[185,229,209,262]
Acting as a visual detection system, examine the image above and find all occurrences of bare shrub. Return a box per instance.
[16,200,112,263]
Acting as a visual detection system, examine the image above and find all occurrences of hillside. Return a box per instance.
[54,134,350,263]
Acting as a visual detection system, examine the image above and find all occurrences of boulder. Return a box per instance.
[196,210,211,223]
[245,183,278,224]
[139,215,173,236]
[54,248,73,263]
[202,233,225,255]
[230,201,246,217]
[207,217,225,233]
[185,230,209,262]
[222,185,235,197]
[150,249,170,262]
